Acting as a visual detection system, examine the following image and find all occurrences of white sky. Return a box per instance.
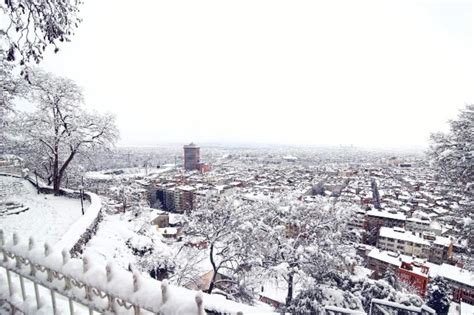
[40,0,474,148]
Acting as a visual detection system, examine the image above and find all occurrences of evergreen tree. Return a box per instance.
[429,104,473,196]
[426,276,451,315]
[382,265,398,289]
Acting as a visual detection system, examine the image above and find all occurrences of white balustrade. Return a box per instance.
[0,230,245,315]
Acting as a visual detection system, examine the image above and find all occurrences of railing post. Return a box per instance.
[34,282,42,310]
[45,243,53,282]
[161,279,168,305]
[30,260,36,276]
[51,289,57,314]
[133,271,141,315]
[106,263,114,312]
[28,237,36,276]
[83,256,90,273]
[12,233,19,246]
[68,298,74,315]
[195,291,204,315]
[83,256,91,301]
[12,233,21,268]
[0,229,7,263]
[6,269,13,297]
[19,275,26,301]
[62,249,70,265]
[133,271,141,292]
[106,262,113,282]
[44,243,51,257]
[29,237,35,251]
[62,249,72,290]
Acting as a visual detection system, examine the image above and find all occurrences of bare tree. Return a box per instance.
[18,69,119,194]
[257,196,357,309]
[1,0,83,69]
[185,194,261,301]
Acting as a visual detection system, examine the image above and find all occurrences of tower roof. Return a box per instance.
[184,142,199,149]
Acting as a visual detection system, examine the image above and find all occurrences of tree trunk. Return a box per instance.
[53,177,61,195]
[54,150,76,195]
[53,149,60,195]
[208,243,218,294]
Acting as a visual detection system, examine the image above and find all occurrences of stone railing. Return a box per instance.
[0,231,268,315]
[53,191,103,256]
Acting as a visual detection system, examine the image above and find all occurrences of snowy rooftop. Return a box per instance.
[368,248,403,266]
[406,217,430,224]
[433,236,452,247]
[366,209,406,221]
[436,263,474,287]
[177,185,195,192]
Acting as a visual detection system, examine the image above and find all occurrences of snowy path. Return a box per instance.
[0,176,89,245]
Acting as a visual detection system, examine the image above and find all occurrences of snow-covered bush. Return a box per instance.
[291,273,423,314]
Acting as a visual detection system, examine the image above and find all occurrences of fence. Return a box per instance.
[0,231,260,315]
[0,167,23,178]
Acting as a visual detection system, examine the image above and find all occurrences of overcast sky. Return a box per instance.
[40,0,473,148]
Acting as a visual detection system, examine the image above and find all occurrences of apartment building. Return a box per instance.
[150,185,196,213]
[365,209,406,245]
[367,249,474,305]
[367,249,430,296]
[429,236,453,264]
[405,217,442,236]
[377,227,430,258]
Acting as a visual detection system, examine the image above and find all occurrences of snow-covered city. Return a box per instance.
[1,1,473,314]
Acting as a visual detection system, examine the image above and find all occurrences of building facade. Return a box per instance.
[150,186,196,213]
[429,237,453,264]
[367,249,430,297]
[364,210,406,245]
[184,143,200,171]
[377,227,430,258]
[367,249,474,306]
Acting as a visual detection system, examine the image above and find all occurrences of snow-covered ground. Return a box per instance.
[0,176,89,245]
[84,209,177,269]
[85,165,174,181]
[82,209,216,289]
